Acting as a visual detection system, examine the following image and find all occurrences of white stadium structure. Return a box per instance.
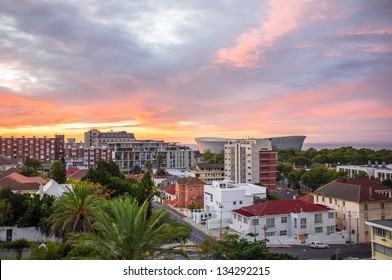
[195,136,306,153]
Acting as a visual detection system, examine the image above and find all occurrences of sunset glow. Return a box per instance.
[0,1,391,144]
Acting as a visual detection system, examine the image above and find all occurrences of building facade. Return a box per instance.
[84,129,135,148]
[224,138,277,190]
[188,163,225,184]
[0,135,64,164]
[314,178,392,243]
[204,180,267,220]
[174,177,205,208]
[231,199,342,245]
[365,219,392,260]
[109,141,194,172]
[337,162,392,182]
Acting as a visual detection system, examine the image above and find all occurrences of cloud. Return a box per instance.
[0,0,391,143]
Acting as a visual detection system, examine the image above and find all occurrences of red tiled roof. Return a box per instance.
[176,177,205,186]
[68,169,87,180]
[66,167,80,176]
[126,174,143,182]
[233,199,331,217]
[0,167,20,180]
[29,176,48,184]
[0,172,44,191]
[162,183,176,195]
[298,194,314,204]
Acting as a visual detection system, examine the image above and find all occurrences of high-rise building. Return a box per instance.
[84,129,135,147]
[224,138,277,190]
[0,135,64,164]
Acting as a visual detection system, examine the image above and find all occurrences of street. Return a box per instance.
[269,244,371,260]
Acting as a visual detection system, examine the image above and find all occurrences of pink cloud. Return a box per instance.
[215,0,310,67]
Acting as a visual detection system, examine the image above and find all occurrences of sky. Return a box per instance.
[0,0,391,144]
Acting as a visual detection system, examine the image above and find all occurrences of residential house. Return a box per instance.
[314,178,392,243]
[0,155,19,171]
[365,219,392,260]
[231,199,343,245]
[174,177,205,208]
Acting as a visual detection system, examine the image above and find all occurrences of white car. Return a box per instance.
[310,242,329,249]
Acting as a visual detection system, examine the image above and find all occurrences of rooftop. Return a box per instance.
[233,199,332,217]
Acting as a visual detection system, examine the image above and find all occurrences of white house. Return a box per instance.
[231,199,348,245]
[203,180,267,229]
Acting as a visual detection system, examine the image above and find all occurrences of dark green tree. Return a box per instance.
[135,172,154,217]
[144,160,153,173]
[0,187,28,226]
[50,160,67,184]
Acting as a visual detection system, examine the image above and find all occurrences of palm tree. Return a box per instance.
[75,196,192,259]
[49,181,102,241]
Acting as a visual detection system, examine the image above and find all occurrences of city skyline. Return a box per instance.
[1,1,391,144]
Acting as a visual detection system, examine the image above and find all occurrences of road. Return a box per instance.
[152,201,208,245]
[269,244,371,260]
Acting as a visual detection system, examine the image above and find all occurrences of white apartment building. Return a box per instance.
[204,180,267,220]
[337,162,392,182]
[84,129,136,148]
[231,199,345,245]
[224,138,272,184]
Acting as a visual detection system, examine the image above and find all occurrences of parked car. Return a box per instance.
[310,242,329,249]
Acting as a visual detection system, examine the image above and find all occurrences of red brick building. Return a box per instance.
[259,150,278,191]
[0,135,64,164]
[175,177,205,208]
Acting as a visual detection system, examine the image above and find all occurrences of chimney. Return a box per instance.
[369,186,373,200]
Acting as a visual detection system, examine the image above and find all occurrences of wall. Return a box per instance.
[0,227,57,242]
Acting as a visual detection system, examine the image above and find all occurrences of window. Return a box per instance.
[315,214,322,224]
[266,232,275,237]
[244,218,249,224]
[381,203,385,209]
[252,219,259,226]
[281,217,288,224]
[315,227,323,233]
[375,244,392,257]
[322,197,325,202]
[239,201,243,205]
[238,215,243,222]
[233,201,237,205]
[328,212,334,219]
[279,230,287,236]
[233,213,237,219]
[364,204,368,211]
[343,201,345,206]
[329,198,332,204]
[300,218,307,229]
[327,226,335,235]
[294,218,297,229]
[266,218,275,228]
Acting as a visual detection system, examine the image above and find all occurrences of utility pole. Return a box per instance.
[263,225,268,241]
[348,211,352,245]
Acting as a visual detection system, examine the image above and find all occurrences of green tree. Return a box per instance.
[353,171,369,179]
[287,169,306,189]
[135,172,154,217]
[144,160,153,173]
[49,181,102,241]
[0,187,28,226]
[19,193,56,236]
[74,197,192,259]
[381,179,392,188]
[198,234,296,260]
[286,156,312,167]
[50,160,67,184]
[25,157,43,170]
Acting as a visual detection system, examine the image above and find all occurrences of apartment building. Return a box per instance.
[84,129,135,147]
[337,162,392,182]
[109,141,194,172]
[188,163,225,184]
[0,135,64,164]
[314,178,392,243]
[365,219,392,260]
[224,138,277,190]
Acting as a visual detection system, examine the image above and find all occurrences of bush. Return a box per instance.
[30,241,73,260]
